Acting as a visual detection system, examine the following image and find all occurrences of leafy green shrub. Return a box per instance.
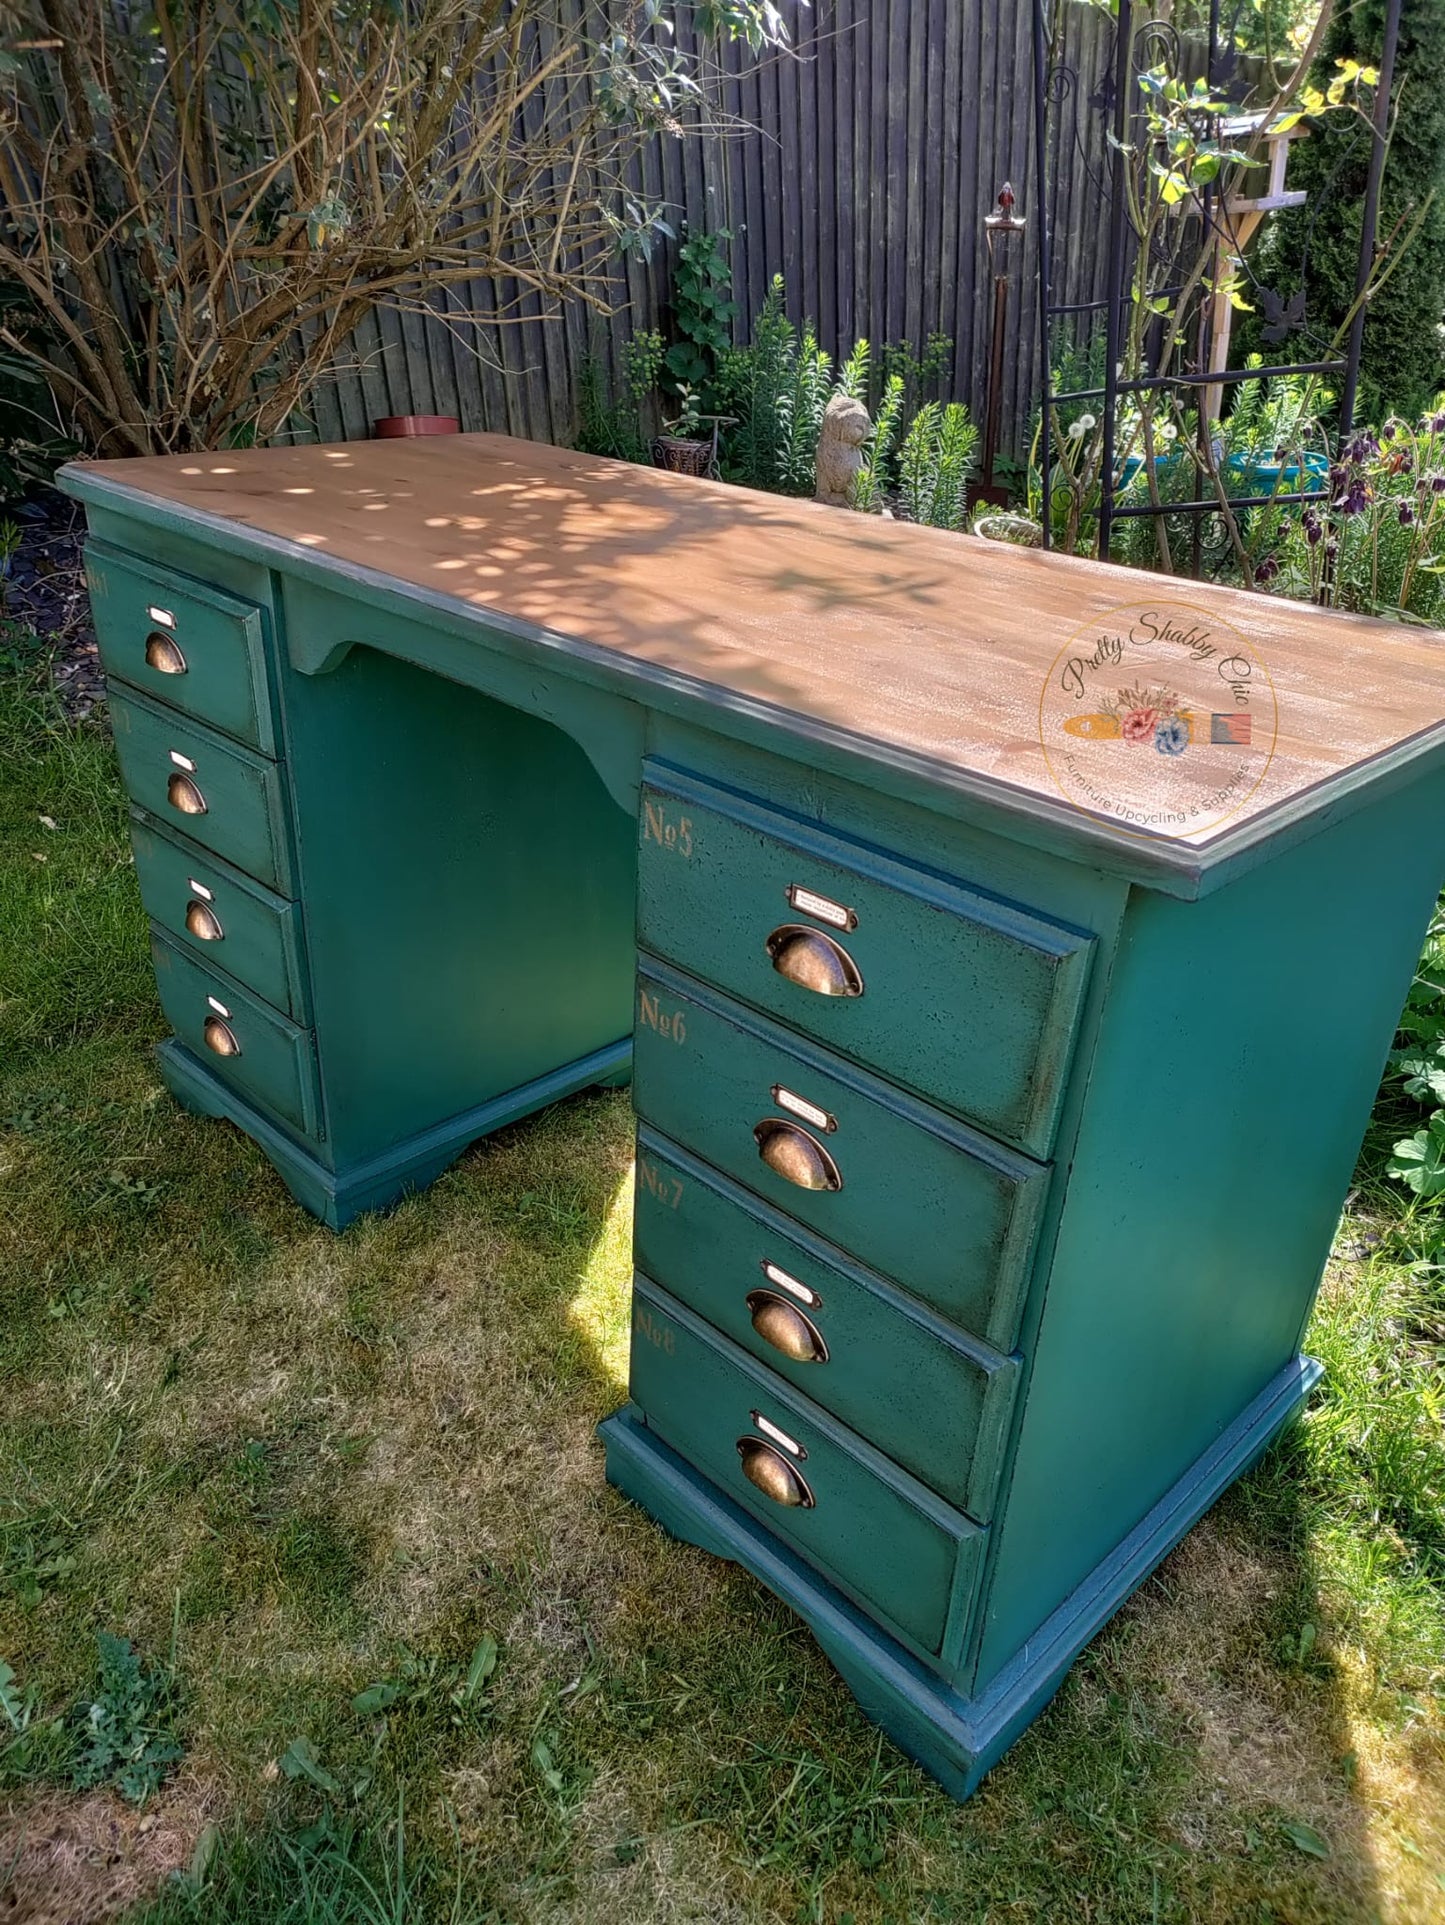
[1251,0,1445,424]
[853,373,904,513]
[1384,895,1445,1201]
[573,331,665,465]
[896,402,978,530]
[1262,408,1445,622]
[716,277,834,494]
[664,229,737,393]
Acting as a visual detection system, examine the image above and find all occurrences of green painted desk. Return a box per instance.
[61,434,1445,1798]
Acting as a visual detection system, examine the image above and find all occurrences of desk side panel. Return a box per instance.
[972,766,1445,1691]
[272,597,636,1168]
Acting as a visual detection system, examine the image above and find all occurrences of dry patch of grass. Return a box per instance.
[0,1779,216,1925]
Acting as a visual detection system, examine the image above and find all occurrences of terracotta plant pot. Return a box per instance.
[373,415,460,438]
[652,434,712,476]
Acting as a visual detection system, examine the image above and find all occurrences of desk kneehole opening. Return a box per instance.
[144,631,187,675]
[754,1117,843,1192]
[746,1288,829,1364]
[736,1435,816,1509]
[765,923,864,998]
[203,1014,241,1058]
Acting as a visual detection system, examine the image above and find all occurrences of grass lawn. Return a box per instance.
[1,663,1442,1925]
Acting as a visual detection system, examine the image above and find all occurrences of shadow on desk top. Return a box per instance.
[63,431,1445,861]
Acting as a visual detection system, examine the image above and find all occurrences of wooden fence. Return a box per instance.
[298,1,1123,461]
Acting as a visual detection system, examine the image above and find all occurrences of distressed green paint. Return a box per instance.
[109,687,293,893]
[62,475,1445,1806]
[85,540,277,752]
[150,931,318,1137]
[268,625,636,1170]
[633,1127,1019,1517]
[629,1279,984,1661]
[632,958,1048,1346]
[638,767,1094,1157]
[129,812,308,1020]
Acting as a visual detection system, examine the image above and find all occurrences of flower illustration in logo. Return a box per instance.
[1154,716,1189,756]
[1121,706,1159,744]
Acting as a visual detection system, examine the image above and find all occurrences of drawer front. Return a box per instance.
[629,1278,983,1658]
[85,542,274,751]
[638,769,1094,1158]
[150,931,318,1137]
[633,962,1049,1350]
[634,1128,1019,1518]
[129,811,306,1020]
[110,688,290,892]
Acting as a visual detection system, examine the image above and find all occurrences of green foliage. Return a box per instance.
[664,229,737,393]
[1263,408,1445,621]
[0,285,79,502]
[573,354,647,464]
[69,1632,183,1804]
[878,332,953,417]
[853,373,905,512]
[573,331,668,464]
[895,402,978,530]
[1383,895,1445,1200]
[715,276,834,494]
[1252,0,1445,422]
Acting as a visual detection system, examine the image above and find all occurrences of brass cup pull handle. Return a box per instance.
[754,1119,843,1192]
[765,924,864,998]
[202,1014,241,1057]
[144,632,187,675]
[736,1437,815,1509]
[184,899,224,941]
[746,1290,829,1363]
[167,771,208,816]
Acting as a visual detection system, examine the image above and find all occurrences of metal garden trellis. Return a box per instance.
[1029,0,1405,572]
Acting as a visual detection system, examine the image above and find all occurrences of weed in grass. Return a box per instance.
[70,1632,184,1804]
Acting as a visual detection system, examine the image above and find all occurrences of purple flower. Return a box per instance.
[1431,412,1445,433]
[1325,538,1339,561]
[1400,500,1417,527]
[1255,553,1281,583]
[1431,473,1445,495]
[1302,507,1323,546]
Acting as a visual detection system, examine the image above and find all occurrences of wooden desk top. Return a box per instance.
[66,432,1445,862]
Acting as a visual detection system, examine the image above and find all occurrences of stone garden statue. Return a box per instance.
[814,393,872,509]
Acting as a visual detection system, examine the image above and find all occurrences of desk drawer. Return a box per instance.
[638,770,1093,1157]
[634,962,1048,1348]
[150,931,318,1137]
[85,542,275,751]
[129,812,307,1020]
[634,1128,1020,1516]
[630,1278,984,1659]
[111,688,290,892]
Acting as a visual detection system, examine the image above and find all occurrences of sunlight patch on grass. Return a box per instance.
[567,1166,635,1397]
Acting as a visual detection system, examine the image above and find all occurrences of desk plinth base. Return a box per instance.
[157,1035,632,1230]
[600,1353,1321,1801]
